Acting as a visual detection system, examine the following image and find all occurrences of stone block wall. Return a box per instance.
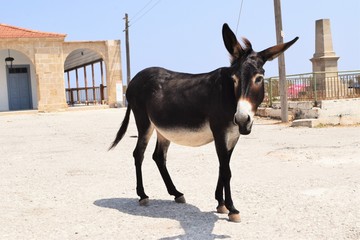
[62,40,123,108]
[257,98,360,126]
[1,37,122,112]
[34,39,68,112]
[105,40,123,107]
[318,98,360,125]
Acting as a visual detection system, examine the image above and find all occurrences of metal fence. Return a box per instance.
[264,70,360,106]
[65,85,107,106]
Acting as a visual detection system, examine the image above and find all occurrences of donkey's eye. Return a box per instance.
[255,76,263,84]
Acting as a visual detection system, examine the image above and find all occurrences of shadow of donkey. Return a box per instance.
[94,198,230,240]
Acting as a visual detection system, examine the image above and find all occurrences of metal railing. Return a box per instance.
[264,70,360,106]
[65,84,107,106]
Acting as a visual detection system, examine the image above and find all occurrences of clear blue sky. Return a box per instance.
[2,0,360,81]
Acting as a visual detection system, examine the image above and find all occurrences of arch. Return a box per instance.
[0,43,35,66]
[62,42,106,61]
[0,48,38,111]
[64,48,107,106]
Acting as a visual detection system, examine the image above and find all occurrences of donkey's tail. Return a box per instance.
[108,105,132,150]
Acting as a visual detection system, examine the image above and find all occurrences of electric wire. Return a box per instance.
[129,0,162,27]
[236,0,245,35]
[131,0,154,21]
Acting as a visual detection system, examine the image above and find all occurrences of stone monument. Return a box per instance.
[310,19,340,98]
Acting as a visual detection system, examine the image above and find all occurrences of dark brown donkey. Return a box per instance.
[110,23,298,222]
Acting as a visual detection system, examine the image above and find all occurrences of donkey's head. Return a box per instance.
[222,23,298,135]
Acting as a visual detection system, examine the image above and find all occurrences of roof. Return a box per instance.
[0,23,66,39]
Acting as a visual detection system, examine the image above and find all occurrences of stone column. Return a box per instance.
[310,19,340,98]
[35,39,68,112]
[105,40,124,107]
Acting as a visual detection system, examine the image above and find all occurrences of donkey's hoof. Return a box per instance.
[228,213,241,222]
[216,204,228,214]
[175,195,186,203]
[139,197,149,206]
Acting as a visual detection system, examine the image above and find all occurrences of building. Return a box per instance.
[0,23,123,112]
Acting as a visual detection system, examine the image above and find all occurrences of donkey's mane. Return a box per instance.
[230,37,253,65]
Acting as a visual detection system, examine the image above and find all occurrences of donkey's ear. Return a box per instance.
[222,23,242,59]
[259,37,299,62]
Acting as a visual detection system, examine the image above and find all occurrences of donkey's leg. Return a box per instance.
[152,132,185,203]
[215,170,228,214]
[214,136,240,222]
[215,148,236,215]
[132,112,154,205]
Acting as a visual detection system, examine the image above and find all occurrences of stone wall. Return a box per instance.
[257,98,360,126]
[317,98,360,125]
[1,37,122,112]
[105,40,123,107]
[35,39,68,112]
[0,37,68,112]
[63,40,123,108]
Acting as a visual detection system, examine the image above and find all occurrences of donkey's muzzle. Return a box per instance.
[234,113,253,135]
[234,99,255,135]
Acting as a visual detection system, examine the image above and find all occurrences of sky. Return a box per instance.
[2,0,360,82]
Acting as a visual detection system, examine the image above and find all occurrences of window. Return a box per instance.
[9,67,28,74]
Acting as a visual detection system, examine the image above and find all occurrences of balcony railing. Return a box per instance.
[65,84,107,106]
[264,70,360,106]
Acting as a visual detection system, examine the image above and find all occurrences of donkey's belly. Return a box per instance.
[154,122,214,147]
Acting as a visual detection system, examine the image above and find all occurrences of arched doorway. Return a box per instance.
[0,49,37,111]
[64,48,107,106]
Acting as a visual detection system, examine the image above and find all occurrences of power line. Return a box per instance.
[236,0,245,35]
[129,0,162,27]
[131,0,155,21]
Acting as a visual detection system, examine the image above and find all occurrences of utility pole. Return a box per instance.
[274,0,288,122]
[124,13,131,87]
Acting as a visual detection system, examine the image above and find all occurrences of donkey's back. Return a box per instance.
[125,66,234,146]
[127,66,232,132]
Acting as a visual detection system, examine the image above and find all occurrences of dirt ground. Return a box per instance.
[1,108,359,240]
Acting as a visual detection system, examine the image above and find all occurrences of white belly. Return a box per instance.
[155,122,214,147]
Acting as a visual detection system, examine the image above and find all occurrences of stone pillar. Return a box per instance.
[105,40,124,107]
[35,40,68,112]
[310,19,340,98]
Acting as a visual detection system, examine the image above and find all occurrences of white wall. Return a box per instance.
[0,50,37,111]
[0,50,8,111]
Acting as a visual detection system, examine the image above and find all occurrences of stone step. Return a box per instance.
[291,119,320,128]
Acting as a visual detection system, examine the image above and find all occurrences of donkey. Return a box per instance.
[110,23,298,222]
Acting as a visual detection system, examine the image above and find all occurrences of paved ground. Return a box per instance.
[1,108,359,239]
